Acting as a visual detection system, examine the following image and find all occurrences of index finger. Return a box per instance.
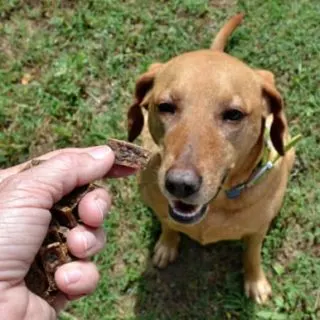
[0,147,139,184]
[0,148,98,183]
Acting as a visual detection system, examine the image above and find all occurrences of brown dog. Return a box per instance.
[127,13,295,304]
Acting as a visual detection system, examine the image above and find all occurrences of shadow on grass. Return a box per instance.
[134,219,256,320]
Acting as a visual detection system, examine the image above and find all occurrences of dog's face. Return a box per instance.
[128,50,286,224]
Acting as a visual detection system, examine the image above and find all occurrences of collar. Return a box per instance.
[224,133,302,200]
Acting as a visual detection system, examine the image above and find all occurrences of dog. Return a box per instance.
[126,13,295,304]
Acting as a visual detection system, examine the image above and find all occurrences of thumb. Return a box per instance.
[0,146,112,182]
[0,146,115,209]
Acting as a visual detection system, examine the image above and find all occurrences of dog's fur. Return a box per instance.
[127,13,295,304]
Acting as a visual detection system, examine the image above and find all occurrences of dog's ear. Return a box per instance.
[257,70,286,155]
[127,63,163,142]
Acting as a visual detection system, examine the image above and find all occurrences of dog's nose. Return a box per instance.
[165,167,202,198]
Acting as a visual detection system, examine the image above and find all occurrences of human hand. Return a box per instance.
[0,146,135,320]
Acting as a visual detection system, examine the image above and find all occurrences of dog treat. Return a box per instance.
[23,139,150,305]
[24,181,98,305]
[107,138,151,169]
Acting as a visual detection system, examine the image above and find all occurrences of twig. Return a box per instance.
[59,311,80,320]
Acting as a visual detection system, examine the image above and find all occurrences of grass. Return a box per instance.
[0,0,319,319]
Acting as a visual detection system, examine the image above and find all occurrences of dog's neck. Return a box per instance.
[224,127,265,192]
[220,126,300,200]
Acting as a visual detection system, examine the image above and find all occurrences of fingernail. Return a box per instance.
[88,146,112,160]
[81,231,96,252]
[95,197,108,221]
[64,269,82,285]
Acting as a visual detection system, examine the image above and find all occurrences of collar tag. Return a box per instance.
[225,184,246,199]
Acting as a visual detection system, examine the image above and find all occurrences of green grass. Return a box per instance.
[1,0,319,319]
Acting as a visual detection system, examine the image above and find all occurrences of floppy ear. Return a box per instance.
[257,70,287,156]
[127,63,162,142]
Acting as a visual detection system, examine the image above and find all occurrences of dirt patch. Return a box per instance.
[29,117,58,158]
[275,220,319,269]
[210,0,237,8]
[24,0,77,9]
[84,79,113,115]
[290,153,309,182]
[134,237,254,319]
[0,37,14,62]
[0,19,42,65]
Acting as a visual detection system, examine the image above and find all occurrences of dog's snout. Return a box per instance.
[165,167,202,198]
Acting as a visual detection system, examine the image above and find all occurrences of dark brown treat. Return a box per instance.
[25,180,99,305]
[107,138,151,169]
[23,139,151,305]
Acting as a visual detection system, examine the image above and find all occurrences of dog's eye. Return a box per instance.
[158,103,176,114]
[222,109,245,121]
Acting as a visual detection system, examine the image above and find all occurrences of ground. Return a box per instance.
[0,0,319,319]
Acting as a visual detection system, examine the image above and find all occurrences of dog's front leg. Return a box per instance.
[243,231,272,304]
[153,223,180,269]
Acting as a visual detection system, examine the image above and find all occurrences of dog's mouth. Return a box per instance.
[168,201,208,225]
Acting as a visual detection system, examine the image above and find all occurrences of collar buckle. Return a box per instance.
[224,133,301,200]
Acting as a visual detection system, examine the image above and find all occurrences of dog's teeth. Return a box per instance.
[173,207,199,217]
[169,203,208,225]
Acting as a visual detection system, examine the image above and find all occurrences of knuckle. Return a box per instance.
[55,153,80,170]
[52,152,91,177]
[5,174,31,192]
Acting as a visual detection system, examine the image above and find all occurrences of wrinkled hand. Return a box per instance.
[0,146,135,320]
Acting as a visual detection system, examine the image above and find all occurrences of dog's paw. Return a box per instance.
[245,276,272,304]
[152,239,178,269]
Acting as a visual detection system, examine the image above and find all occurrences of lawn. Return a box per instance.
[0,0,319,319]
